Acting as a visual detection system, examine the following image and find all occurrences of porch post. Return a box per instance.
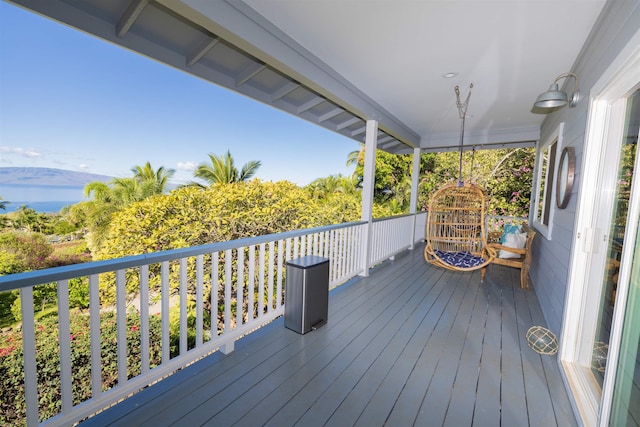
[409,147,421,249]
[360,119,378,277]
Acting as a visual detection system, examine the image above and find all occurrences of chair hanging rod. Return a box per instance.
[455,83,473,186]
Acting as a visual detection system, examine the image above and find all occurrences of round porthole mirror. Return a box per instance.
[556,146,575,209]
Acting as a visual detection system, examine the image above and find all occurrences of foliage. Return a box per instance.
[0,234,91,324]
[97,180,351,260]
[0,310,164,425]
[193,150,262,185]
[0,231,53,272]
[131,162,175,194]
[82,163,177,252]
[351,147,534,218]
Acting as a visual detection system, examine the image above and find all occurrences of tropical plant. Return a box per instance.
[0,196,7,211]
[82,163,176,252]
[306,174,359,200]
[194,150,261,185]
[131,162,175,194]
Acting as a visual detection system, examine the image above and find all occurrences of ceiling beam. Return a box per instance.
[235,62,266,87]
[297,97,325,114]
[186,36,219,67]
[336,117,361,130]
[318,107,343,123]
[271,81,299,102]
[351,126,366,137]
[116,0,149,38]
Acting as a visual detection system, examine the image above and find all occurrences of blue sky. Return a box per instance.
[0,2,359,186]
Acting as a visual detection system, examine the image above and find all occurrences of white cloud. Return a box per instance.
[0,146,42,158]
[177,161,198,171]
[78,164,89,171]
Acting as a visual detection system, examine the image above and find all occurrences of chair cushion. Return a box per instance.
[434,250,486,268]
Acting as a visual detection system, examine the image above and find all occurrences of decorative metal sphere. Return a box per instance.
[526,326,558,355]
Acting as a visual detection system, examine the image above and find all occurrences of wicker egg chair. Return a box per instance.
[424,182,497,273]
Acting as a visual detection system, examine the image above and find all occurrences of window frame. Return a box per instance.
[532,122,564,239]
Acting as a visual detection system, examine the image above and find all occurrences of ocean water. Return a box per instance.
[2,201,80,214]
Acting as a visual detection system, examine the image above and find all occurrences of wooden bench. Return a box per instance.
[481,223,536,289]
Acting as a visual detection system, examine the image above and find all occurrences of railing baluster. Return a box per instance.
[20,287,38,426]
[58,279,73,416]
[248,246,255,322]
[161,261,170,362]
[276,240,283,309]
[220,249,237,354]
[329,229,335,283]
[258,244,265,318]
[140,265,150,374]
[224,249,232,333]
[211,252,219,337]
[89,274,101,400]
[237,247,244,328]
[196,255,204,347]
[268,241,274,311]
[116,269,127,385]
[180,258,187,356]
[285,238,291,263]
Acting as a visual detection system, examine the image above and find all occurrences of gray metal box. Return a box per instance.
[284,255,329,334]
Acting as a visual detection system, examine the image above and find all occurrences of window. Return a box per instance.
[533,123,563,238]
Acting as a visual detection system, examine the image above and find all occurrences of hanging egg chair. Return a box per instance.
[424,84,497,273]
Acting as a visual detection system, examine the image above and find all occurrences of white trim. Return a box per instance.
[561,27,640,427]
[532,122,563,239]
[359,119,378,276]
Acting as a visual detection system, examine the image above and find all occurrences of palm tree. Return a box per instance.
[83,174,166,252]
[131,162,175,194]
[307,174,359,200]
[194,150,261,185]
[0,196,8,211]
[346,143,365,168]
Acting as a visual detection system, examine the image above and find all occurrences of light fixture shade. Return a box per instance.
[534,83,569,109]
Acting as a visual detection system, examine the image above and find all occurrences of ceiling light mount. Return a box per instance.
[533,72,580,110]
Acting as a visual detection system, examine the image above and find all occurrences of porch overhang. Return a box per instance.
[7,0,588,155]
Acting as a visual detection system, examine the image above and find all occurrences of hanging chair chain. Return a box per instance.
[455,83,473,186]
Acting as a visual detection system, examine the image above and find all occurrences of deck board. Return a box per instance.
[84,244,576,427]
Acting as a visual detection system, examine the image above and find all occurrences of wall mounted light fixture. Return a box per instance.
[533,72,580,110]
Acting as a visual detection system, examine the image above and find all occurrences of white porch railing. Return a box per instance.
[0,214,424,426]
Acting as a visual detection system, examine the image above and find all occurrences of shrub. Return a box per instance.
[0,310,163,425]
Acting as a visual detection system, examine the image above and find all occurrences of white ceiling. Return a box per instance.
[8,0,607,153]
[242,0,607,148]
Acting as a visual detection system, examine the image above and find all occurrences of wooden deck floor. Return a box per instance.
[83,245,576,426]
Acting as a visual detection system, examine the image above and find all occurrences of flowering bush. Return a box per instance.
[0,310,163,425]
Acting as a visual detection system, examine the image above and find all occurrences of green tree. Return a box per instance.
[194,150,261,185]
[306,174,359,200]
[12,205,40,232]
[0,196,7,211]
[82,164,175,252]
[131,161,175,194]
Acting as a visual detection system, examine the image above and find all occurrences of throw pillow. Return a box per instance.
[499,232,527,259]
[500,223,522,243]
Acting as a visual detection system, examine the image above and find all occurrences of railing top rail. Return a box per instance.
[0,220,367,292]
[371,213,417,223]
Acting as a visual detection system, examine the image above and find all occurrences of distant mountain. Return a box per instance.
[0,168,114,207]
[0,167,112,187]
